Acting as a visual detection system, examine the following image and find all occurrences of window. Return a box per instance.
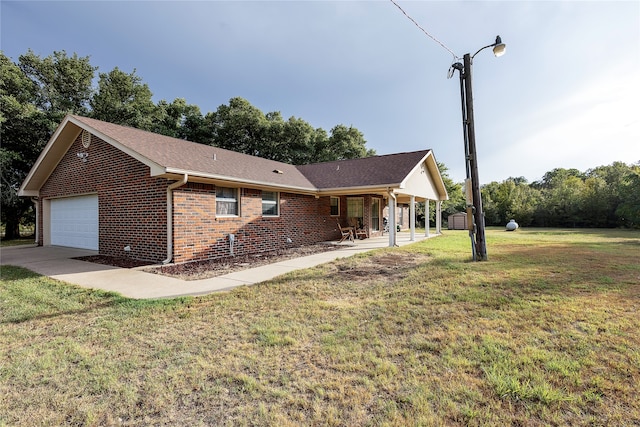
[347,197,364,227]
[216,187,239,216]
[330,196,340,216]
[371,198,380,231]
[262,191,279,216]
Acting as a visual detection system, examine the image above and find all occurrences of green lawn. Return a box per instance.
[1,228,639,426]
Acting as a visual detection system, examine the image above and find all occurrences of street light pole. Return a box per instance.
[451,36,505,261]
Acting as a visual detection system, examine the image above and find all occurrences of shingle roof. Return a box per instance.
[21,115,445,199]
[72,116,316,191]
[74,116,432,192]
[297,150,431,190]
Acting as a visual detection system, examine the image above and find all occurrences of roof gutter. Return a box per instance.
[161,168,318,195]
[163,174,188,264]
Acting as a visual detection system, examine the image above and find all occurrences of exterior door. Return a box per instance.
[371,198,381,231]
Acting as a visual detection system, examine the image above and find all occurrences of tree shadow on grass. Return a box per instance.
[1,265,191,324]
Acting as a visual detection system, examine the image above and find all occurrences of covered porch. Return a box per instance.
[329,228,438,249]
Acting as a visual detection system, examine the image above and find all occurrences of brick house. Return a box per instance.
[19,115,448,264]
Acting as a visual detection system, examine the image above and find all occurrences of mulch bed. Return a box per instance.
[73,255,155,268]
[74,244,344,281]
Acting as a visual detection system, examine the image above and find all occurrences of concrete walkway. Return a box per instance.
[0,233,434,299]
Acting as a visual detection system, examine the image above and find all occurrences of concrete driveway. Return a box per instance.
[1,234,432,299]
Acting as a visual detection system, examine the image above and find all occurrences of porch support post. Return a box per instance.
[387,189,397,247]
[425,200,430,237]
[436,201,442,234]
[410,195,416,241]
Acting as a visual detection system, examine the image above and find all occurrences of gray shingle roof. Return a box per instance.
[297,151,431,190]
[72,116,316,191]
[73,116,432,192]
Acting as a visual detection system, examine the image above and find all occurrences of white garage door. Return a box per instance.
[51,195,99,250]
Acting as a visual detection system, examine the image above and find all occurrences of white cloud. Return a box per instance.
[490,63,640,182]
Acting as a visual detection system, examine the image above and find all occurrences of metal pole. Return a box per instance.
[462,53,488,261]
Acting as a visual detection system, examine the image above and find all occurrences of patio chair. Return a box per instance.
[337,222,354,243]
[348,217,368,239]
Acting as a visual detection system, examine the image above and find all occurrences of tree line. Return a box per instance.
[421,162,639,230]
[1,50,374,239]
[481,164,640,228]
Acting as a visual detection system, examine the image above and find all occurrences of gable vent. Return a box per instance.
[81,130,91,148]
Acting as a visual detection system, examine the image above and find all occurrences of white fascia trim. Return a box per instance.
[316,183,402,196]
[18,115,76,196]
[399,151,432,190]
[162,168,318,194]
[19,190,40,197]
[399,151,449,201]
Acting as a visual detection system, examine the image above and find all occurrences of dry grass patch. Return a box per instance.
[1,228,639,426]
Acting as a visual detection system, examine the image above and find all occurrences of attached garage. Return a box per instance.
[50,195,99,250]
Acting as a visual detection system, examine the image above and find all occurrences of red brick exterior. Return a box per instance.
[37,133,392,264]
[172,185,340,263]
[38,134,169,262]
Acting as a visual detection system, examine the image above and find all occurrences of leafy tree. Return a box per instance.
[481,181,503,226]
[17,50,95,123]
[1,51,95,239]
[506,181,541,226]
[90,67,157,130]
[274,116,318,164]
[204,97,374,164]
[153,98,204,140]
[438,163,465,224]
[580,175,610,227]
[482,177,541,227]
[317,124,375,163]
[204,97,268,155]
[615,163,640,228]
[533,168,586,227]
[584,162,631,227]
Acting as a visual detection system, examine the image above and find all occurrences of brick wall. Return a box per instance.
[39,133,168,262]
[172,184,340,264]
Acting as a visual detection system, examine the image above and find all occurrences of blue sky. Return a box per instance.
[2,1,639,184]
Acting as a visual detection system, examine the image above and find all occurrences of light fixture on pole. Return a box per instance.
[450,35,505,261]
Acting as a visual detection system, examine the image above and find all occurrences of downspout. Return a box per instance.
[31,197,39,245]
[163,174,188,264]
[387,188,398,247]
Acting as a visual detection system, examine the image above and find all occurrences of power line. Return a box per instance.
[389,0,459,60]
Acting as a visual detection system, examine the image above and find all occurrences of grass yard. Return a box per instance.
[1,228,639,426]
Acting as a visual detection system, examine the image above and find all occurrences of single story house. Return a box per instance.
[19,115,448,264]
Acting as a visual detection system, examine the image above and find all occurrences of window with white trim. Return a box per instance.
[330,196,340,216]
[347,197,364,227]
[216,187,239,216]
[262,191,279,216]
